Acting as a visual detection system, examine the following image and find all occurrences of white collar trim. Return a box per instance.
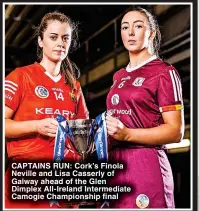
[126,55,157,72]
[45,71,62,82]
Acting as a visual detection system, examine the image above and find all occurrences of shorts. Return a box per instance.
[107,147,175,208]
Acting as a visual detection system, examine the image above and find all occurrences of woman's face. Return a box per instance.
[121,11,152,53]
[38,20,72,63]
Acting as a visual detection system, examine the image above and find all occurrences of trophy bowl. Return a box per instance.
[68,119,94,161]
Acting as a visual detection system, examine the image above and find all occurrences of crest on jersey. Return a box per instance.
[69,92,77,102]
[35,86,49,98]
[132,77,145,86]
[111,94,120,105]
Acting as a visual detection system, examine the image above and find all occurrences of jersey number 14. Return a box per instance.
[54,92,64,101]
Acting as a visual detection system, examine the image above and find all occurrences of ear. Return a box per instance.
[38,36,43,48]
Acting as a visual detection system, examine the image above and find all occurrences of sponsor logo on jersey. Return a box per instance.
[132,77,145,86]
[52,88,64,92]
[136,194,149,208]
[35,107,76,118]
[107,108,132,115]
[35,86,49,98]
[121,76,131,81]
[111,94,120,105]
[5,93,13,101]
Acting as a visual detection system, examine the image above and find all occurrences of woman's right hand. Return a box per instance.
[34,118,58,137]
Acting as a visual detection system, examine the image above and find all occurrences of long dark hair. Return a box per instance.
[123,6,161,57]
[34,11,80,90]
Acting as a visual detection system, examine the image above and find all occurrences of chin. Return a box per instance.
[125,45,139,52]
[128,49,141,54]
[52,57,65,63]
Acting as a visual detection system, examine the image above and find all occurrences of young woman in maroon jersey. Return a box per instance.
[106,7,184,208]
[5,11,89,209]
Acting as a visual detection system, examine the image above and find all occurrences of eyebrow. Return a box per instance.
[49,33,70,36]
[121,20,144,25]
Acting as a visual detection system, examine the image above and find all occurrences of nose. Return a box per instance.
[57,37,64,48]
[129,26,135,36]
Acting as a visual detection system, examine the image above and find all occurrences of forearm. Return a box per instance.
[124,124,184,145]
[5,119,37,138]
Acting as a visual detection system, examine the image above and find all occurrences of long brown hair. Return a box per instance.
[34,11,80,90]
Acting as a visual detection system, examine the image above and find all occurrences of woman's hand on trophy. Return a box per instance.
[33,118,58,137]
[105,115,128,141]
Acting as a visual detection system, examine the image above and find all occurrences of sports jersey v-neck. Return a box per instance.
[35,62,62,83]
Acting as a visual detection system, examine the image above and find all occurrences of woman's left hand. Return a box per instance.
[105,115,127,141]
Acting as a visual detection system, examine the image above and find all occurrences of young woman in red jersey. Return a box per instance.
[106,7,185,208]
[5,11,89,208]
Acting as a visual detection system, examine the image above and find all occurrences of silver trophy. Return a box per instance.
[68,119,94,161]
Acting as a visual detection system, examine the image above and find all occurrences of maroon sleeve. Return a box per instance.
[157,66,183,112]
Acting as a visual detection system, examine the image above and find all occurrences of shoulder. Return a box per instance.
[150,58,170,71]
[17,63,39,74]
[113,68,126,79]
[75,80,83,92]
[155,58,176,72]
[149,59,179,79]
[76,80,81,88]
[8,63,38,77]
[158,59,180,79]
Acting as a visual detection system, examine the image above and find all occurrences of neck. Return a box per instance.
[40,59,62,77]
[128,49,153,68]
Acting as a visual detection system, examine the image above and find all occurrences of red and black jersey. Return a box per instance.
[5,63,89,208]
[5,62,89,160]
[106,56,183,129]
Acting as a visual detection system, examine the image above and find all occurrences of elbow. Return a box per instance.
[174,132,183,143]
[5,131,13,139]
[172,127,184,143]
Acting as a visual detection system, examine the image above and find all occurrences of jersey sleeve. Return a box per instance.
[5,69,24,112]
[76,86,89,119]
[157,66,183,112]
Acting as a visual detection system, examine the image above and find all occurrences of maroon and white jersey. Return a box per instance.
[106,56,183,129]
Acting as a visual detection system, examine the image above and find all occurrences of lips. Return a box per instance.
[128,40,136,43]
[54,50,65,54]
